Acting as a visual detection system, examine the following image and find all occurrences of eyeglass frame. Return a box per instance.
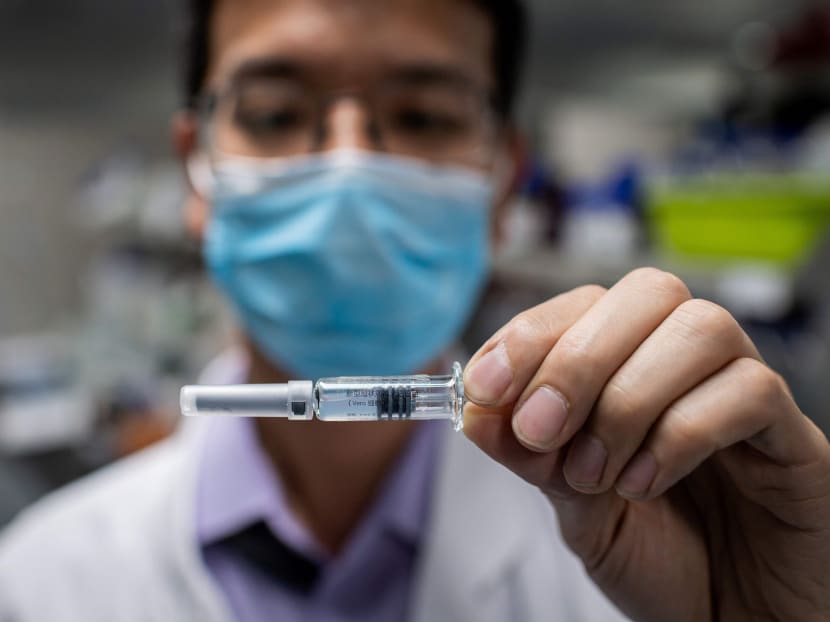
[191,70,505,166]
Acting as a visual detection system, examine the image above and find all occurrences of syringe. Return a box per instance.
[180,362,466,431]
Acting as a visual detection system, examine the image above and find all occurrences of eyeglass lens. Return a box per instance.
[206,77,495,162]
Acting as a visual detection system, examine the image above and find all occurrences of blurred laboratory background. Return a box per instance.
[1,0,829,526]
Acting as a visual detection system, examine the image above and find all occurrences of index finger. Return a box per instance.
[463,285,606,410]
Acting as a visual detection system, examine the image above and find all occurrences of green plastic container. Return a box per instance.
[648,174,830,266]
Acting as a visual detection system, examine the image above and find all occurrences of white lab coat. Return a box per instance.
[0,418,629,621]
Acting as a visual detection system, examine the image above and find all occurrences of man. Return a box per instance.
[1,0,829,620]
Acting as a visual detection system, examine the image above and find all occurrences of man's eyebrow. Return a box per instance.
[219,58,487,92]
[225,57,304,89]
[385,64,485,91]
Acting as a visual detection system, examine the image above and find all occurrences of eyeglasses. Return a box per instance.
[197,75,500,165]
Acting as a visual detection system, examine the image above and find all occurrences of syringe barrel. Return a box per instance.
[180,381,314,419]
[314,362,465,430]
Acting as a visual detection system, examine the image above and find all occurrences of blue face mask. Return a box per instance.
[205,149,494,379]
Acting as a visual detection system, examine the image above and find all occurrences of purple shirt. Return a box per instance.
[196,415,443,622]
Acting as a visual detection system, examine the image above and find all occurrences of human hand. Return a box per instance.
[463,268,830,621]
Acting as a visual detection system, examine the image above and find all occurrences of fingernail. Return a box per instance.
[465,342,513,404]
[616,452,657,499]
[564,435,607,487]
[512,386,569,451]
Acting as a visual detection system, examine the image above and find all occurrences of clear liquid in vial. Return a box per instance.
[314,363,465,430]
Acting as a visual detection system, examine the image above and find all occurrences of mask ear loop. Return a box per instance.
[484,137,525,256]
[186,152,216,201]
[492,153,511,194]
[489,147,519,206]
[185,101,219,200]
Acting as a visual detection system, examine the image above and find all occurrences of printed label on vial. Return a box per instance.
[317,385,414,420]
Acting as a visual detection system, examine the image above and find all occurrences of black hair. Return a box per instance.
[182,0,527,119]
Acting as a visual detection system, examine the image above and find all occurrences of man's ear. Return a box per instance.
[171,110,210,241]
[490,127,527,250]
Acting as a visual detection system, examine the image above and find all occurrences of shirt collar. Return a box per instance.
[196,416,442,559]
[196,417,326,559]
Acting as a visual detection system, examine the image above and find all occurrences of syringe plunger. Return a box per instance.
[180,381,314,420]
